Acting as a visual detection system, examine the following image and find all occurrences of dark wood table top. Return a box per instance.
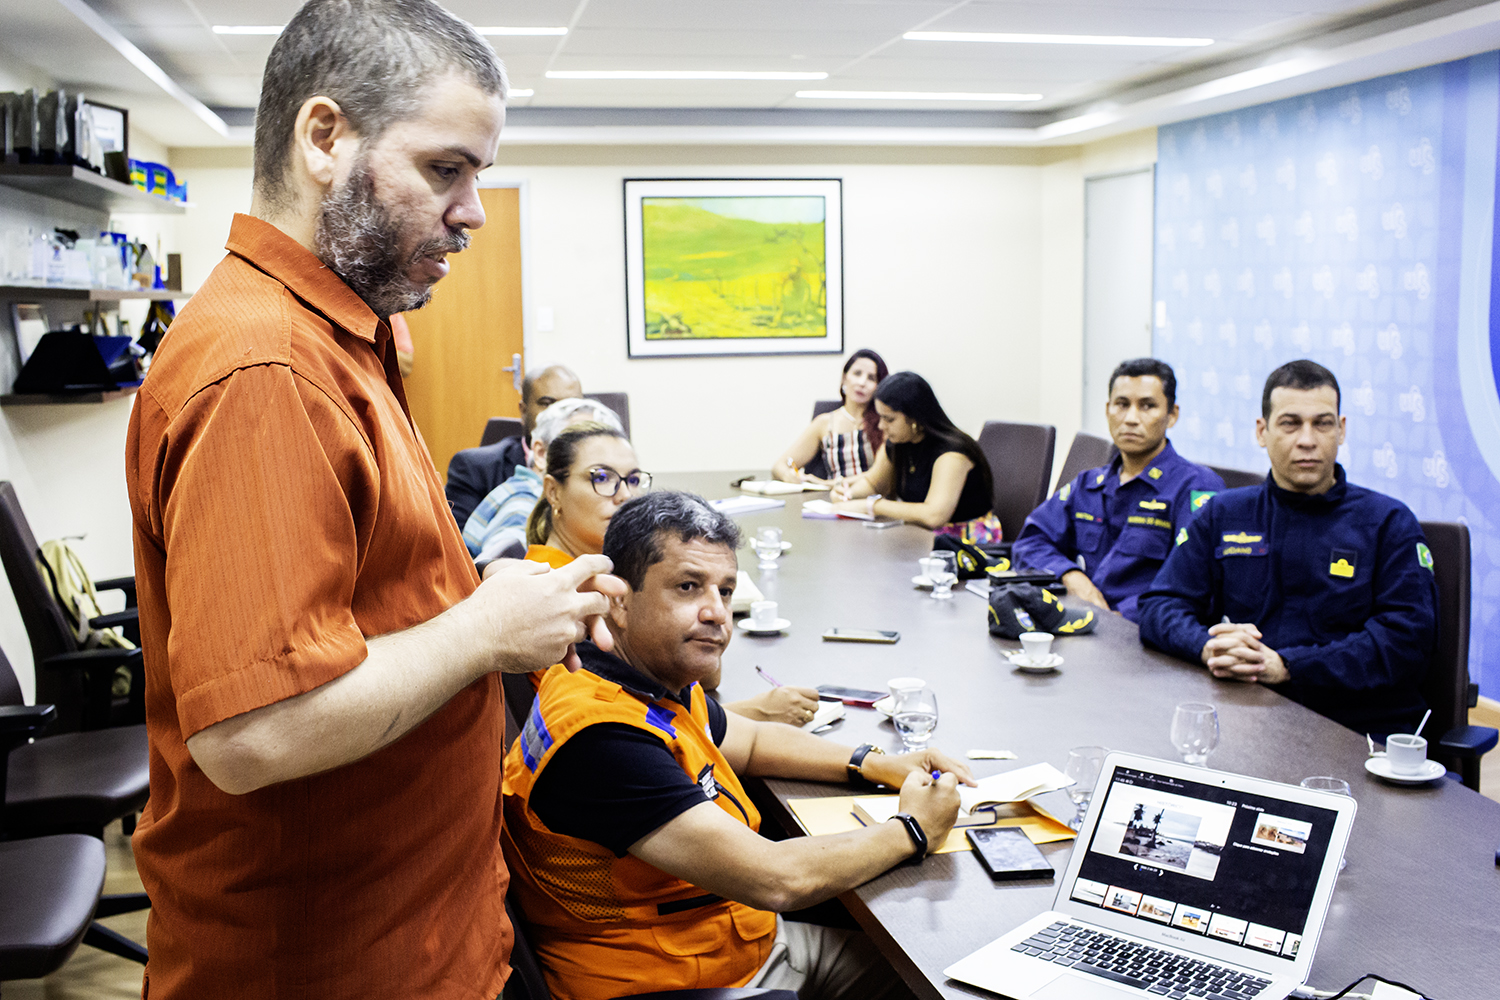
[660,472,1500,1000]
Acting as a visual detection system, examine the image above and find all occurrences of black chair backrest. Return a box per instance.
[797,400,844,481]
[977,421,1056,541]
[0,645,21,707]
[1206,465,1265,490]
[502,897,554,1000]
[1418,521,1471,744]
[1054,432,1116,495]
[810,399,841,419]
[481,417,525,448]
[584,392,631,438]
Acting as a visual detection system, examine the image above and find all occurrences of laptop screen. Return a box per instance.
[1069,765,1342,964]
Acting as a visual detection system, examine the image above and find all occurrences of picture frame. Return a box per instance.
[624,177,843,358]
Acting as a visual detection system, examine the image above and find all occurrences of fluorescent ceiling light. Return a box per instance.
[796,89,1041,102]
[477,26,568,36]
[546,70,828,81]
[508,88,535,98]
[905,31,1213,47]
[213,25,283,35]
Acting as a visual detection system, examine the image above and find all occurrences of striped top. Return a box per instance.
[821,427,875,480]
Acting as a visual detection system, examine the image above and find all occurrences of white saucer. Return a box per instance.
[737,618,790,635]
[912,575,934,589]
[1365,755,1445,784]
[873,695,894,717]
[1009,652,1063,673]
[780,540,793,551]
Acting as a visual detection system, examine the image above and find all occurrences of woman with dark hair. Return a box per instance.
[772,348,888,485]
[832,371,1001,538]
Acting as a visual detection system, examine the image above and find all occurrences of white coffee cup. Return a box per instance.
[917,556,937,583]
[751,601,778,628]
[1020,631,1054,663]
[888,676,925,701]
[1385,733,1428,776]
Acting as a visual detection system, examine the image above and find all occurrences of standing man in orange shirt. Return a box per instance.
[124,2,623,997]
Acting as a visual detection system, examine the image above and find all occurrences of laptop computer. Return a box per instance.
[945,751,1356,1000]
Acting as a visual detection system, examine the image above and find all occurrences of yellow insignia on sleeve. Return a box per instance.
[1222,531,1264,543]
[1329,558,1355,578]
[1095,473,1105,485]
[1148,468,1163,480]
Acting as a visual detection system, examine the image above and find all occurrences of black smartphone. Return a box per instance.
[822,628,900,644]
[816,684,887,707]
[967,827,1054,881]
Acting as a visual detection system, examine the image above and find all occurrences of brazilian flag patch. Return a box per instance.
[1418,542,1434,572]
[1190,490,1216,513]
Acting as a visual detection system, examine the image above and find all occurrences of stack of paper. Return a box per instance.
[801,700,845,731]
[709,496,786,516]
[801,499,874,521]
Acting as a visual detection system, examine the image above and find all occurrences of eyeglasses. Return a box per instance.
[587,466,652,497]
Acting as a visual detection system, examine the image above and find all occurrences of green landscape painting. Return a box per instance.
[641,195,827,340]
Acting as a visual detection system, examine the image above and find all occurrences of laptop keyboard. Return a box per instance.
[1012,921,1274,999]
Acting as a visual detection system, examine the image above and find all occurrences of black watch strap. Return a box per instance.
[847,743,885,787]
[892,812,928,860]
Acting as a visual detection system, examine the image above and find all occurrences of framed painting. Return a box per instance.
[624,178,843,357]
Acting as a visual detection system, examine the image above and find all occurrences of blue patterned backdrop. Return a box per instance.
[1154,53,1500,698]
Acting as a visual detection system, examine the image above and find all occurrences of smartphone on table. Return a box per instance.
[967,827,1055,881]
[815,685,888,707]
[821,628,899,644]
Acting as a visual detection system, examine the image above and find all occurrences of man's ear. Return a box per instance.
[292,95,356,190]
[1254,417,1268,448]
[1165,403,1180,429]
[606,592,629,630]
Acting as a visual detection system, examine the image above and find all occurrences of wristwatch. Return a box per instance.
[847,743,885,787]
[892,812,929,860]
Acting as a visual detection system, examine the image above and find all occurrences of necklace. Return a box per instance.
[840,405,864,428]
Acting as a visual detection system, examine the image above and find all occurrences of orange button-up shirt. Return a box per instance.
[126,214,510,999]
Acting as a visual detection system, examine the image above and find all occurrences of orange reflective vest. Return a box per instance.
[502,663,777,1000]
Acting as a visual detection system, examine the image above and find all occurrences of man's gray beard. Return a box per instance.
[313,163,470,318]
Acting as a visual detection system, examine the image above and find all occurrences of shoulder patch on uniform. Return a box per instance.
[695,763,719,799]
[1059,482,1072,501]
[1148,467,1163,480]
[1190,490,1216,513]
[1176,528,1189,546]
[1417,541,1434,572]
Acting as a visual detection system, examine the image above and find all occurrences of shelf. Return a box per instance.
[0,285,189,302]
[0,164,186,215]
[0,385,140,406]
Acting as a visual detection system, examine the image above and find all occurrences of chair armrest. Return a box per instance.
[1439,725,1499,758]
[90,609,138,632]
[40,648,141,674]
[0,702,57,735]
[94,575,136,599]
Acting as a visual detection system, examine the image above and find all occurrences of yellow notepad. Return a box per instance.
[786,795,1075,855]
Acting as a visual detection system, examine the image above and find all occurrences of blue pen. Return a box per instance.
[932,770,942,780]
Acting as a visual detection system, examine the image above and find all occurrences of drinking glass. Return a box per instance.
[1170,702,1220,766]
[927,550,958,600]
[892,682,939,750]
[1063,746,1109,830]
[755,526,783,569]
[1300,776,1351,871]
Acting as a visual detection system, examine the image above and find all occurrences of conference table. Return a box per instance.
[658,472,1500,1000]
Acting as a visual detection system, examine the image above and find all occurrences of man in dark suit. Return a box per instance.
[446,364,581,526]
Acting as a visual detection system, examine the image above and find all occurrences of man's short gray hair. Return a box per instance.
[602,492,742,591]
[532,398,624,452]
[254,0,507,208]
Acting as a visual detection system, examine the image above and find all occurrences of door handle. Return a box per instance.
[501,353,522,394]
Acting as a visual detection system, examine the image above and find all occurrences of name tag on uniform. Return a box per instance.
[1329,549,1358,578]
[1128,515,1173,529]
[1216,530,1268,557]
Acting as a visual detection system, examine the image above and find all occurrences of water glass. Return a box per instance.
[891,681,938,750]
[1299,776,1351,871]
[1170,702,1220,766]
[754,526,782,569]
[927,550,958,600]
[1064,746,1109,830]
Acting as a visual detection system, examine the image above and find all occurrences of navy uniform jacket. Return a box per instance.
[1012,440,1224,622]
[445,435,526,528]
[1137,465,1436,735]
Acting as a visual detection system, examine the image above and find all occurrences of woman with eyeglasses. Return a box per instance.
[524,424,819,726]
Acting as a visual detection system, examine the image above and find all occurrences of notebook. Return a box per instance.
[944,752,1356,1000]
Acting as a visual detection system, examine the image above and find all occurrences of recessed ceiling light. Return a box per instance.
[475,27,568,36]
[508,88,535,98]
[795,90,1042,102]
[904,31,1213,47]
[212,25,283,35]
[546,70,828,81]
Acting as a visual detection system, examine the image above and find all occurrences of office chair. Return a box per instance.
[976,421,1057,542]
[1416,521,1498,791]
[1053,431,1117,495]
[0,483,142,733]
[1205,465,1265,490]
[1,650,149,964]
[481,417,526,448]
[584,392,631,438]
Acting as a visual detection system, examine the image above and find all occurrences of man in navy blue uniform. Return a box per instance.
[1013,358,1224,622]
[1138,360,1437,736]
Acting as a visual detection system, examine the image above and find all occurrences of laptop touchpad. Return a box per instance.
[1034,973,1141,999]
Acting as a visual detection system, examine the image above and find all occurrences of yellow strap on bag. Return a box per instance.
[37,538,134,651]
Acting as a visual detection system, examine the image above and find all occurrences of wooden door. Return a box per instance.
[402,186,524,476]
